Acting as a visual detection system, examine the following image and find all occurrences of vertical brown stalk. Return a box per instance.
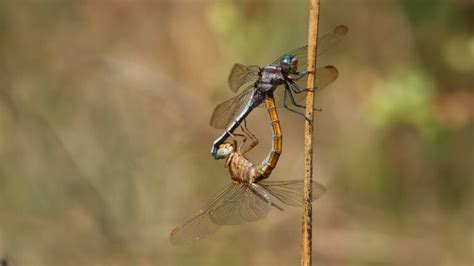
[301,0,320,265]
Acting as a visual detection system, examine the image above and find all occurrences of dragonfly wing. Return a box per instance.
[228,64,260,93]
[210,183,272,225]
[272,65,339,107]
[210,85,255,129]
[169,183,239,245]
[272,25,348,72]
[315,24,348,58]
[258,180,326,207]
[312,65,339,90]
[169,210,220,245]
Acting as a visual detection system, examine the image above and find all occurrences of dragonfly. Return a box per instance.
[170,95,326,245]
[210,25,348,159]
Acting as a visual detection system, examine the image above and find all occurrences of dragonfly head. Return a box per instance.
[280,54,299,76]
[215,143,234,159]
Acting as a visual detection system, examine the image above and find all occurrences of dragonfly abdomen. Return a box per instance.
[256,95,282,181]
[211,89,266,159]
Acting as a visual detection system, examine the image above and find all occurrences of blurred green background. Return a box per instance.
[0,0,472,265]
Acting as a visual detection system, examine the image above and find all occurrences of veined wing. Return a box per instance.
[272,65,339,107]
[210,183,272,225]
[169,183,245,245]
[227,25,347,95]
[272,25,348,71]
[210,84,255,129]
[258,180,326,207]
[228,64,260,93]
[169,210,219,245]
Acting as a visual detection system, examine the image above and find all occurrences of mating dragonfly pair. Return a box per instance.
[170,25,348,244]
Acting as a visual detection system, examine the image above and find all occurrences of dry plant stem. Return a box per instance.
[301,0,320,265]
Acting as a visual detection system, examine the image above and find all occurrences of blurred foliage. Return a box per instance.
[0,0,473,265]
[368,67,438,136]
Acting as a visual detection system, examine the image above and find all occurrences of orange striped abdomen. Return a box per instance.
[256,95,282,180]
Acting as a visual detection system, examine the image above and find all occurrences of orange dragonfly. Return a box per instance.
[170,95,326,245]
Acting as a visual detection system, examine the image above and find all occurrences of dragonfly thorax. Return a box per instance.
[227,153,257,185]
[217,143,258,185]
[258,65,286,91]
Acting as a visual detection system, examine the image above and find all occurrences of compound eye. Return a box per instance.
[216,148,229,158]
[216,143,234,159]
[290,57,298,73]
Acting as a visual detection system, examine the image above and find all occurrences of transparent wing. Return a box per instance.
[315,24,348,63]
[258,180,326,207]
[272,25,348,71]
[210,85,255,129]
[272,65,339,107]
[306,65,339,90]
[169,211,220,245]
[227,25,347,96]
[210,183,272,225]
[228,64,260,93]
[169,183,242,245]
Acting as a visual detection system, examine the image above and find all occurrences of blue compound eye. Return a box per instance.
[281,56,291,65]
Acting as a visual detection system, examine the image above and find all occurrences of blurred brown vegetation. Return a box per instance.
[0,0,472,265]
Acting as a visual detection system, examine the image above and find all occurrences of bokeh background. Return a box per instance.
[0,0,472,265]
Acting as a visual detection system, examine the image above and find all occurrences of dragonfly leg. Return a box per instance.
[226,122,252,154]
[227,130,238,140]
[287,89,305,109]
[288,71,307,85]
[284,82,322,112]
[242,119,258,145]
[287,79,323,112]
[227,130,246,148]
[284,83,322,112]
[287,88,323,112]
[239,119,259,155]
[287,79,305,93]
[293,70,308,81]
[283,88,312,124]
[287,79,323,111]
[235,127,248,154]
